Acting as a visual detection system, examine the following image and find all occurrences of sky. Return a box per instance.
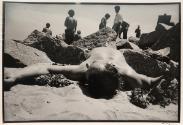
[4,3,179,41]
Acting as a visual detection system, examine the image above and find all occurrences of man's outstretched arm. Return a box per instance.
[4,63,87,84]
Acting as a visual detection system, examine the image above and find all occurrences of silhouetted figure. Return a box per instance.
[119,21,129,39]
[74,30,82,41]
[99,13,110,30]
[42,23,52,36]
[135,25,141,38]
[64,9,77,44]
[112,6,123,38]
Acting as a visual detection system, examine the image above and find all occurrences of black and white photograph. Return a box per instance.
[2,1,181,122]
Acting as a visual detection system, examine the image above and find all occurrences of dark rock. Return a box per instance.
[116,39,141,51]
[138,23,172,49]
[116,39,131,49]
[155,23,173,32]
[138,23,180,62]
[128,36,140,45]
[138,30,165,49]
[144,47,170,63]
[4,40,52,67]
[151,23,180,62]
[157,14,175,26]
[121,49,178,78]
[23,30,86,65]
[72,27,116,50]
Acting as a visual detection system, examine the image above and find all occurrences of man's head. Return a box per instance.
[46,23,50,28]
[114,6,120,13]
[105,13,110,20]
[138,25,140,28]
[68,9,75,17]
[86,61,119,98]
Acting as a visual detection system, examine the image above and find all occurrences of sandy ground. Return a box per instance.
[4,83,178,121]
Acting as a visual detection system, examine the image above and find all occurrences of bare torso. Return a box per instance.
[81,47,132,75]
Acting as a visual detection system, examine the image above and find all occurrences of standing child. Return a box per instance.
[99,13,110,30]
[135,25,141,38]
[64,9,77,44]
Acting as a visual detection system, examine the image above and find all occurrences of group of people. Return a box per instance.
[42,10,81,45]
[42,6,141,45]
[99,6,141,39]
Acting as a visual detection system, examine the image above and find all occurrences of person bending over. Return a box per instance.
[99,13,110,30]
[4,47,163,98]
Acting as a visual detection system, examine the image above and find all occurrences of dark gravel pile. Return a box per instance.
[34,74,77,87]
[129,78,178,108]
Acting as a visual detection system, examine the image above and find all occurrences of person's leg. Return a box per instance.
[112,24,119,39]
[119,28,122,39]
[65,29,69,44]
[117,65,163,89]
[116,23,121,38]
[123,30,127,39]
[70,31,75,44]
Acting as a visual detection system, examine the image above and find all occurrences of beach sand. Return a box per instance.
[4,83,178,121]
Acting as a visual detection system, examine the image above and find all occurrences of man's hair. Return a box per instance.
[105,13,110,18]
[87,63,119,98]
[114,6,120,12]
[46,23,50,27]
[68,9,75,17]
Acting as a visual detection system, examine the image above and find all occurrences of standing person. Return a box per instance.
[64,9,77,44]
[99,13,110,30]
[135,25,141,38]
[119,21,129,39]
[42,23,52,36]
[112,6,123,38]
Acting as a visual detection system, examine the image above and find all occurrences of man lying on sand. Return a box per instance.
[4,47,163,98]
